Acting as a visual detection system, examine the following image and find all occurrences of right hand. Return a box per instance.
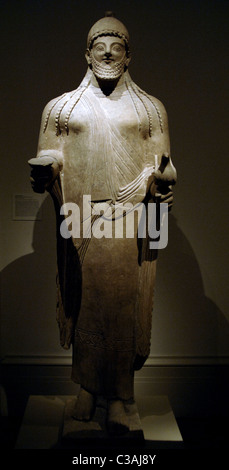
[28,156,59,193]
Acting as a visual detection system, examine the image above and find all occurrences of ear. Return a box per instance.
[125,52,131,68]
[124,53,131,70]
[85,48,92,66]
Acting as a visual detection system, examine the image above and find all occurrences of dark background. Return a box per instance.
[1,0,229,358]
[0,0,229,451]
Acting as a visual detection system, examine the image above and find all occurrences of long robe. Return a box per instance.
[36,69,171,400]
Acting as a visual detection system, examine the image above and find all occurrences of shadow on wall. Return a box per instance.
[151,213,229,358]
[1,198,229,360]
[0,196,62,357]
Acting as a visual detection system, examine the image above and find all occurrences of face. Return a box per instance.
[87,36,130,80]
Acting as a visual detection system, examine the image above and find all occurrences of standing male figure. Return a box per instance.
[29,13,177,435]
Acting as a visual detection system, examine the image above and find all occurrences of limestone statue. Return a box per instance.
[29,12,177,435]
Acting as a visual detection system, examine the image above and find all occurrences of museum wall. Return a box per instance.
[1,0,229,385]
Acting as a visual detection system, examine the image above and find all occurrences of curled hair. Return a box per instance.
[43,77,91,135]
[88,32,130,58]
[125,76,164,137]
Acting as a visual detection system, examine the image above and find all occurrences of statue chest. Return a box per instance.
[68,89,144,142]
[61,88,149,203]
[97,93,141,137]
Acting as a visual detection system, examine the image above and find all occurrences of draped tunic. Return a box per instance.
[36,69,171,399]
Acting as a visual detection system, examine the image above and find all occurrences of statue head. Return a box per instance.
[86,12,131,81]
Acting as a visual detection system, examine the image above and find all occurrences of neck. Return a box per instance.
[90,72,125,96]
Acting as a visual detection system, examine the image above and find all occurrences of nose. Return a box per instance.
[104,45,112,56]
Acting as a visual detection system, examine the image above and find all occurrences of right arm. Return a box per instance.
[29,99,64,193]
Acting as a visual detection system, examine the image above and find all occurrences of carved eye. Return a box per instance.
[95,44,105,52]
[113,45,121,51]
[111,44,124,53]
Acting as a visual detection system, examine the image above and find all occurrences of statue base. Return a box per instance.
[15,394,183,449]
[62,396,144,444]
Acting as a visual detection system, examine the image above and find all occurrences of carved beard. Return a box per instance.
[91,54,127,80]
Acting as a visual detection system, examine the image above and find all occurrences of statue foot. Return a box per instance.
[72,387,96,421]
[107,399,129,436]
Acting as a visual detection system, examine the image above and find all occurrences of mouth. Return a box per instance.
[103,59,114,64]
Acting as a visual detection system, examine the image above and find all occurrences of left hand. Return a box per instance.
[154,183,174,210]
[152,154,177,210]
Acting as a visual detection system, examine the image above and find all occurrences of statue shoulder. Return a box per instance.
[40,89,78,134]
[144,91,168,118]
[42,91,72,119]
[129,78,169,129]
[139,87,169,135]
[41,70,91,120]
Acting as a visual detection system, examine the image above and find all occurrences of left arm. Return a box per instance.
[148,97,177,209]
